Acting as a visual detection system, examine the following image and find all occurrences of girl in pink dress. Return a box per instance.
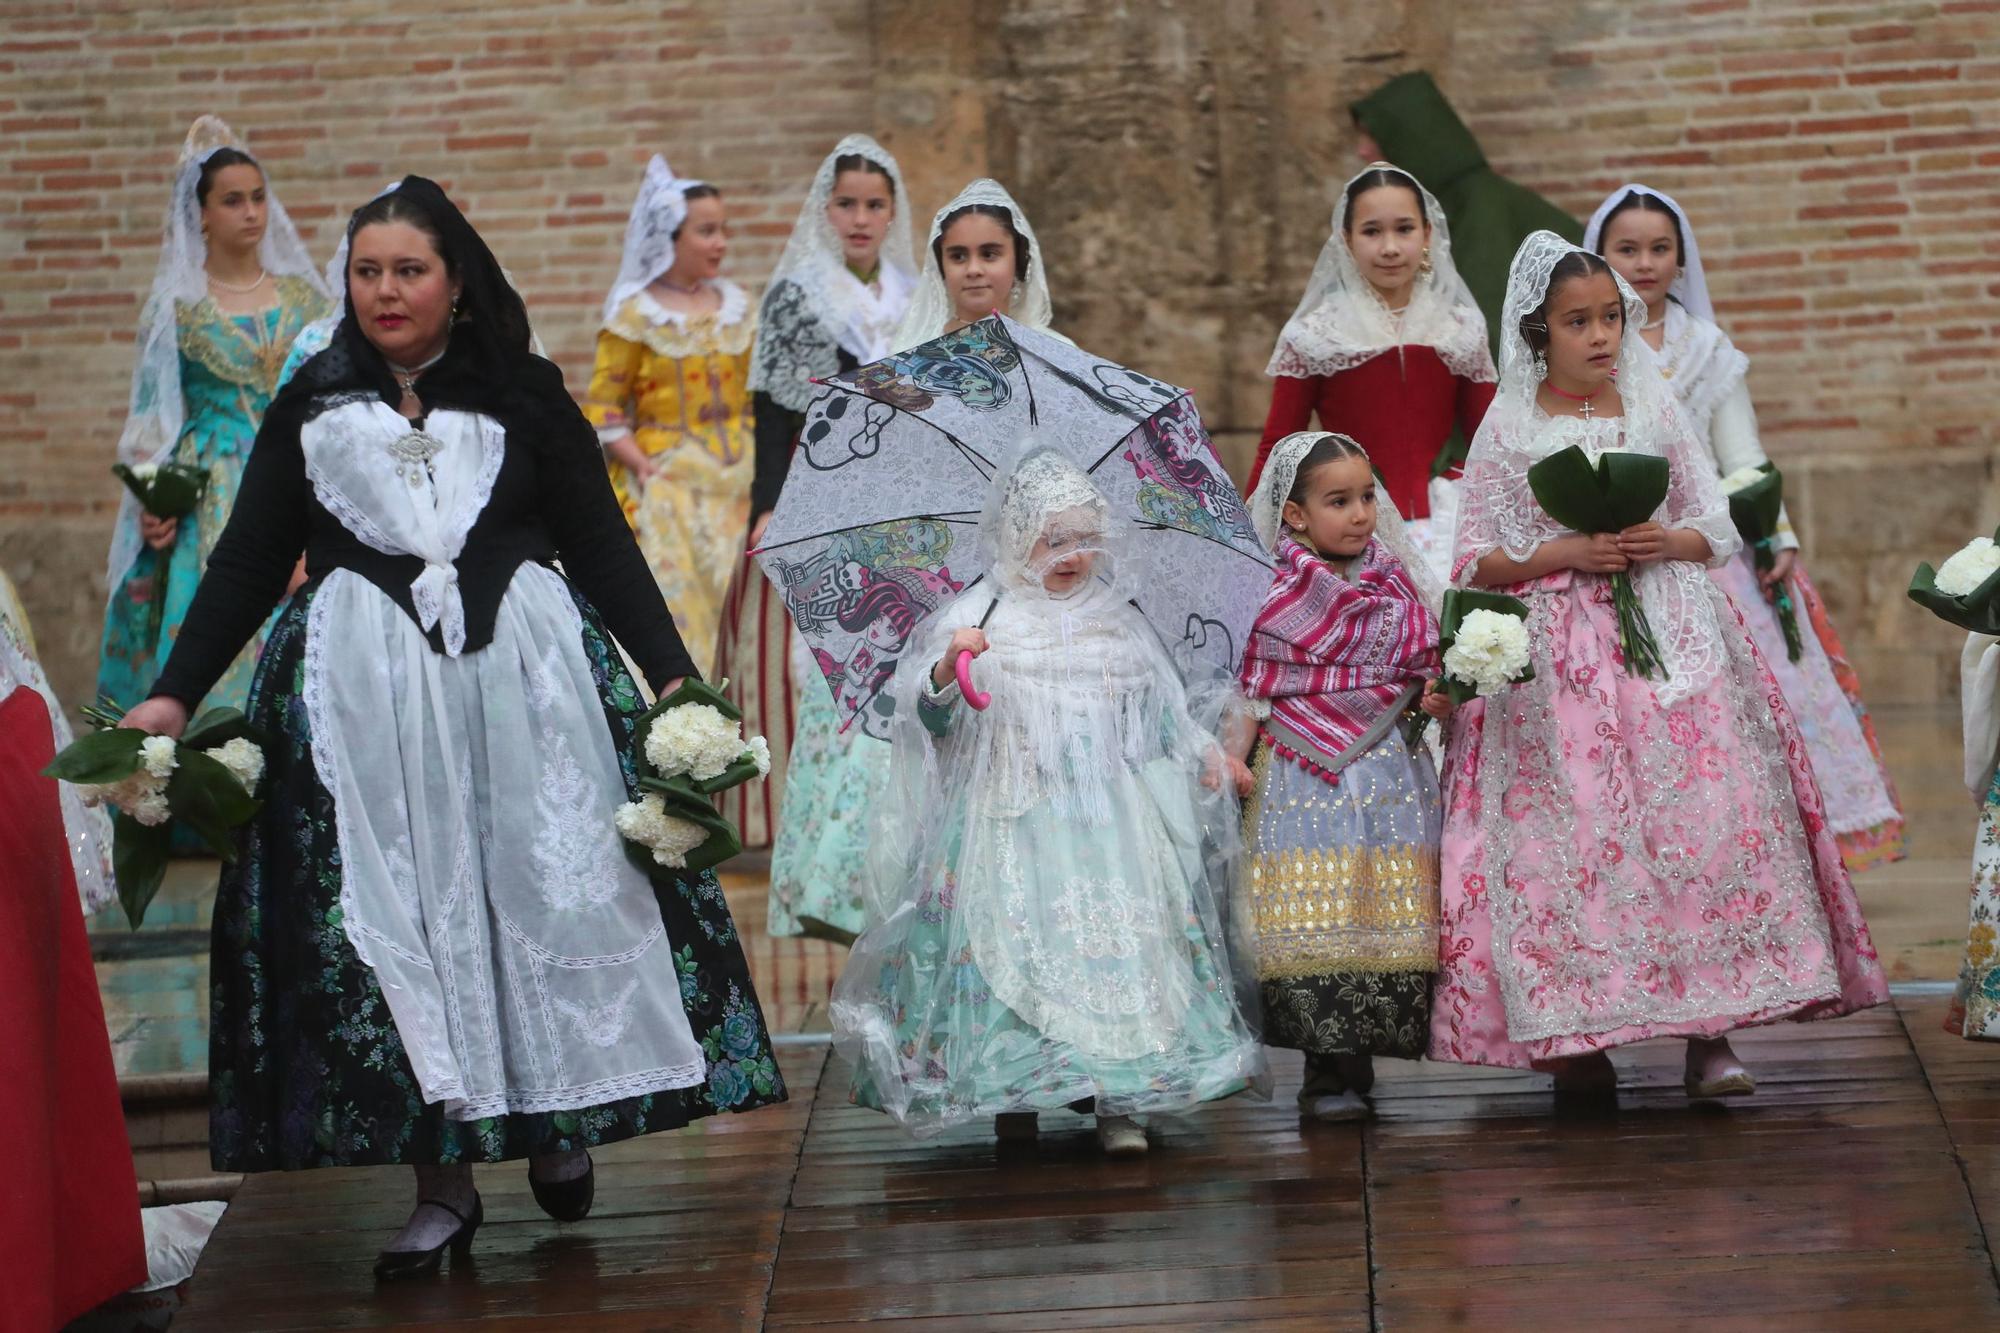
[1429,232,1886,1097]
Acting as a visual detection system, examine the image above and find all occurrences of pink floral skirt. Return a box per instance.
[1429,570,1886,1070]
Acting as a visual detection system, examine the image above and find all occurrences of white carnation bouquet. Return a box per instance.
[1911,528,2000,635]
[45,701,266,925]
[1437,589,1536,704]
[111,458,208,519]
[615,679,772,872]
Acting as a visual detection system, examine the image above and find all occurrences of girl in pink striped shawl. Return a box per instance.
[1230,431,1451,1121]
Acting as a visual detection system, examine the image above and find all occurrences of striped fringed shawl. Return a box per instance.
[1239,535,1439,780]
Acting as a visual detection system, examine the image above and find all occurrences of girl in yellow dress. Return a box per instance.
[584,155,756,673]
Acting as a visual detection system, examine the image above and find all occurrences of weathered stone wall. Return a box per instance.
[2,0,1995,719]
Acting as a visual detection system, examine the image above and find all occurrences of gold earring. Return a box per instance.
[1420,247,1434,278]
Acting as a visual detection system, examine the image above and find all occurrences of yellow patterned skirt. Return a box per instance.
[611,433,753,677]
[1240,722,1441,1057]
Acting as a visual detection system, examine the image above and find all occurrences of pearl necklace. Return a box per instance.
[207,268,268,294]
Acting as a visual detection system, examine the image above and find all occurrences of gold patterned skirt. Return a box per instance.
[611,434,753,677]
[1241,723,1441,1058]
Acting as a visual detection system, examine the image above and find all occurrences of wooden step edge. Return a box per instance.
[137,1174,241,1207]
[120,1071,208,1106]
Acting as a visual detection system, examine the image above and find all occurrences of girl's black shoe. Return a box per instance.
[529,1152,595,1222]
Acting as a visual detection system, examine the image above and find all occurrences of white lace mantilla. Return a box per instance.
[300,408,705,1119]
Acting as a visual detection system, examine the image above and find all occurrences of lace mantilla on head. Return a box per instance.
[892,179,1054,353]
[1246,431,1445,616]
[1453,231,1739,705]
[105,114,329,604]
[1268,165,1493,383]
[1583,182,1719,322]
[600,155,709,329]
[749,135,919,413]
[1651,301,1748,442]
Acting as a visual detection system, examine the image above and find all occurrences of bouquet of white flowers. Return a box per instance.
[1717,462,1803,661]
[1911,529,2000,634]
[614,679,771,872]
[44,701,265,926]
[1437,590,1536,705]
[112,460,208,519]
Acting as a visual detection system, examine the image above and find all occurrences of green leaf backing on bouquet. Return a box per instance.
[691,751,766,796]
[41,726,146,785]
[622,779,744,878]
[166,748,262,862]
[181,705,259,751]
[1527,445,1670,534]
[113,812,172,929]
[110,461,206,519]
[1724,463,1784,545]
[1437,589,1537,706]
[1909,551,2000,637]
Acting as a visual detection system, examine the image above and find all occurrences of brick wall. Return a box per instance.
[0,0,875,702]
[2,0,1996,717]
[1435,0,2000,706]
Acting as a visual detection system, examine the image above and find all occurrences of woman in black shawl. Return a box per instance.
[120,179,785,1279]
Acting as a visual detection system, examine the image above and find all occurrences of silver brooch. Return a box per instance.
[385,429,445,487]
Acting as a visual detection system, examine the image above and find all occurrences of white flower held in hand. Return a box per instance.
[1718,465,1767,494]
[644,702,748,783]
[1442,608,1532,697]
[209,736,265,794]
[139,734,179,780]
[745,735,772,778]
[615,793,708,868]
[1935,536,2000,599]
[131,463,159,482]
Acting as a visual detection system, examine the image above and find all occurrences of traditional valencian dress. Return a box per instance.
[831,451,1264,1133]
[100,116,333,717]
[583,156,756,677]
[1237,434,1444,1074]
[1585,185,1905,873]
[1951,634,2000,1042]
[1250,166,1495,582]
[150,179,781,1172]
[1429,233,1886,1071]
[722,135,917,865]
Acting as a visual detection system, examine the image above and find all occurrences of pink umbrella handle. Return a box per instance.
[955,650,991,710]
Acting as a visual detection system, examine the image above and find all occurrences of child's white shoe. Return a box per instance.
[1306,1089,1373,1122]
[1095,1114,1148,1156]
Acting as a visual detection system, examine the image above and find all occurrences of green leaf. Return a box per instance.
[1909,558,2000,636]
[1725,464,1784,544]
[181,706,258,751]
[109,463,150,506]
[166,748,261,861]
[41,727,145,784]
[113,812,173,929]
[144,470,204,518]
[691,752,766,796]
[1526,445,1669,534]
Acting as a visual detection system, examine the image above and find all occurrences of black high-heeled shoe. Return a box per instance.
[372,1193,482,1281]
[528,1151,594,1222]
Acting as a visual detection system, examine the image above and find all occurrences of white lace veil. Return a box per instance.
[600,155,708,328]
[1582,183,1716,322]
[1455,231,1739,704]
[748,135,918,411]
[106,115,327,601]
[1246,430,1446,614]
[1267,164,1493,382]
[891,179,1053,353]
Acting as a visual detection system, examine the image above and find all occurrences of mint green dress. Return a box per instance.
[98,278,331,713]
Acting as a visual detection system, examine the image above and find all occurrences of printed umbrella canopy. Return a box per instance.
[756,313,1273,738]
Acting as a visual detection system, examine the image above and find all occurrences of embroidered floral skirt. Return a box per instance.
[1711,553,1904,873]
[1948,766,2000,1042]
[1429,574,1887,1071]
[208,581,785,1172]
[766,635,887,944]
[1242,730,1439,1060]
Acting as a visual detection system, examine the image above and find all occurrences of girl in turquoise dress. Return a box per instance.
[98,116,332,715]
[830,448,1265,1155]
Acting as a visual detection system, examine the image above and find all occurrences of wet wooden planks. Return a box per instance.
[172,999,1999,1331]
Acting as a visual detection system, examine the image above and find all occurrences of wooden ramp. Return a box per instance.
[172,998,2000,1331]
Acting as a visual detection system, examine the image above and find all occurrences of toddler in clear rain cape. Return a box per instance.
[830,446,1266,1155]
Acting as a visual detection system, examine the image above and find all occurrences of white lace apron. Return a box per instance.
[300,400,705,1120]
